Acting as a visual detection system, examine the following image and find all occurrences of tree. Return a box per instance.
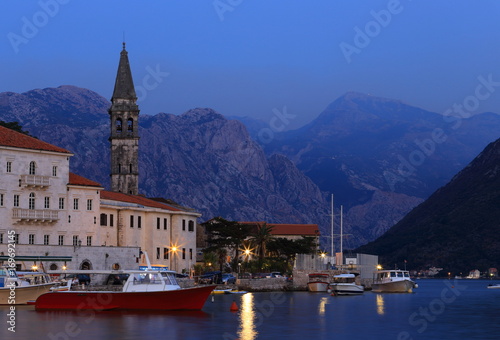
[202,217,252,271]
[267,236,317,272]
[249,223,274,261]
[0,121,31,135]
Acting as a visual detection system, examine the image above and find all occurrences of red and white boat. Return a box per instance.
[307,273,330,292]
[35,266,216,311]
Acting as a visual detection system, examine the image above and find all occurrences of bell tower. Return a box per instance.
[109,42,140,195]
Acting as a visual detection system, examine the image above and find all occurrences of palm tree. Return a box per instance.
[250,223,274,261]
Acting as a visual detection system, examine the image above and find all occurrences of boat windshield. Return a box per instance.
[390,272,396,277]
[0,269,16,277]
[404,272,410,278]
[131,272,163,285]
[161,272,178,285]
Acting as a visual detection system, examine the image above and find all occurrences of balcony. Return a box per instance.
[20,175,50,188]
[12,208,59,223]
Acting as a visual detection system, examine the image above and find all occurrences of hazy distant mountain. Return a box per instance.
[356,138,500,274]
[0,86,330,230]
[262,92,500,246]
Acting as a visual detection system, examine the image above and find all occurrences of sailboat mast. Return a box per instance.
[331,194,334,257]
[340,205,343,255]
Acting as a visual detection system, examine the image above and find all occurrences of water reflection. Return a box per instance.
[318,297,328,316]
[376,294,385,315]
[238,293,258,340]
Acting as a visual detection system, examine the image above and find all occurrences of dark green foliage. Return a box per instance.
[0,121,31,135]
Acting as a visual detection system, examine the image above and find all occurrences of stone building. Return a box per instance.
[0,44,200,273]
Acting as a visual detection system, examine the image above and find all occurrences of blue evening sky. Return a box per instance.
[1,1,500,128]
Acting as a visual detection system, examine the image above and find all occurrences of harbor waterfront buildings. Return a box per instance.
[0,44,199,273]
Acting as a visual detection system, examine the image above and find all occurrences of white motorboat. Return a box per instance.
[487,283,500,289]
[307,273,330,292]
[371,270,417,293]
[0,268,56,304]
[329,273,364,295]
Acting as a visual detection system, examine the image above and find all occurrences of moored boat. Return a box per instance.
[487,283,500,289]
[371,269,417,293]
[35,268,216,311]
[307,273,330,292]
[0,268,56,305]
[329,273,364,295]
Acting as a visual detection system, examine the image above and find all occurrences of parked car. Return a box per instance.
[222,273,236,284]
[267,272,283,278]
[199,271,222,284]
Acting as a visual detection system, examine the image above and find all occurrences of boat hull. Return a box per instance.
[307,282,329,292]
[0,283,56,305]
[330,283,364,295]
[35,285,217,311]
[372,279,415,293]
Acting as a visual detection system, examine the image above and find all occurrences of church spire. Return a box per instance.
[109,43,140,195]
[111,42,137,100]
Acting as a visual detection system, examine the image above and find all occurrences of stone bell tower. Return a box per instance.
[109,42,140,195]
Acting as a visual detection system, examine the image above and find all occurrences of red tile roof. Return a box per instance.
[68,173,102,188]
[100,191,182,211]
[0,125,71,154]
[239,222,320,236]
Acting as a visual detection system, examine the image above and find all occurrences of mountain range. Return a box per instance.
[1,86,500,253]
[356,137,500,274]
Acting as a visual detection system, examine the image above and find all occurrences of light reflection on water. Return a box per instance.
[238,292,257,340]
[376,294,385,315]
[1,280,500,339]
[318,296,328,316]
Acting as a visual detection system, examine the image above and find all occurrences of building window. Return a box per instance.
[58,235,64,246]
[6,161,12,173]
[87,199,92,211]
[59,197,64,209]
[130,215,134,228]
[87,236,92,246]
[156,247,160,260]
[138,216,142,229]
[73,198,79,210]
[13,195,19,207]
[52,166,57,177]
[72,236,79,246]
[14,234,19,244]
[182,219,186,231]
[110,214,114,227]
[29,161,36,175]
[190,248,193,260]
[157,218,160,230]
[100,213,107,226]
[163,248,168,260]
[0,194,4,207]
[182,248,186,260]
[188,220,194,232]
[44,197,50,209]
[50,264,58,270]
[164,218,167,230]
[29,234,35,245]
[0,234,3,243]
[29,192,35,210]
[44,235,50,245]
[129,164,132,173]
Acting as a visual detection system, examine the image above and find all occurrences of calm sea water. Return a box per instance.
[1,279,499,340]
